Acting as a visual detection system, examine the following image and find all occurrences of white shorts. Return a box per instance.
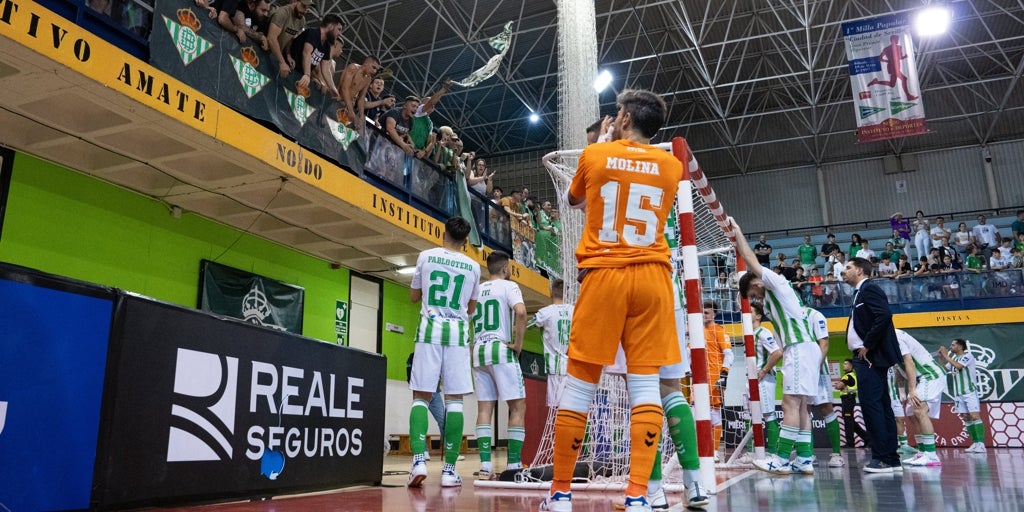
[547,374,567,407]
[473,362,526,402]
[759,375,778,419]
[781,342,822,397]
[917,378,946,419]
[808,371,833,406]
[954,391,981,414]
[409,343,474,395]
[891,396,906,418]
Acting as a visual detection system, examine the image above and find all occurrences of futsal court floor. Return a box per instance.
[160,447,1023,512]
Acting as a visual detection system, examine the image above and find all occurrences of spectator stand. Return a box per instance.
[40,0,153,60]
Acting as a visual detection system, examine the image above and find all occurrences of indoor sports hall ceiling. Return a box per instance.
[331,0,1024,177]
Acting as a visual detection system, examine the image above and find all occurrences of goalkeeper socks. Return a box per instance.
[551,375,597,493]
[825,412,841,454]
[663,392,700,470]
[476,424,492,463]
[409,399,429,455]
[765,419,780,454]
[443,400,464,465]
[627,403,664,498]
[776,425,798,458]
[508,427,526,465]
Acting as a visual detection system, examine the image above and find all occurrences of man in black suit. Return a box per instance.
[842,257,902,472]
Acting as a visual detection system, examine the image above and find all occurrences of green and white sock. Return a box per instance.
[508,426,526,465]
[476,424,492,462]
[444,399,464,465]
[409,399,429,455]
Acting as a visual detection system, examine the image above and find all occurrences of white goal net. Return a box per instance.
[475,142,761,492]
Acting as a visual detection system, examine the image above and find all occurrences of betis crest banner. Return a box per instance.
[904,324,1024,403]
[199,260,305,334]
[842,14,927,143]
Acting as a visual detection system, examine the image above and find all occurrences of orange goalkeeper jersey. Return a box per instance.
[569,139,683,270]
[705,323,731,381]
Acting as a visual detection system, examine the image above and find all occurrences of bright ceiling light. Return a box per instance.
[396,266,416,275]
[529,112,540,123]
[594,69,613,92]
[915,6,950,36]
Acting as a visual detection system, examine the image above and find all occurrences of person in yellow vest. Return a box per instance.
[834,358,869,448]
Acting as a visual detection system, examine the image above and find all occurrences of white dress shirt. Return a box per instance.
[846,279,866,352]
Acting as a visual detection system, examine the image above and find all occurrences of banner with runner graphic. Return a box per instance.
[842,13,927,143]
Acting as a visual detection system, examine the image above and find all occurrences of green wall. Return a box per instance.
[0,152,349,344]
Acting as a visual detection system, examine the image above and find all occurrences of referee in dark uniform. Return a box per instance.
[835,358,869,447]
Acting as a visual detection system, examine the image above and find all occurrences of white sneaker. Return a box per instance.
[973,443,987,454]
[623,495,652,512]
[753,454,791,475]
[648,487,669,510]
[540,491,573,512]
[478,468,493,480]
[923,452,942,467]
[440,470,462,487]
[903,453,929,467]
[686,481,710,508]
[407,461,427,487]
[828,453,845,467]
[713,453,721,463]
[791,457,815,475]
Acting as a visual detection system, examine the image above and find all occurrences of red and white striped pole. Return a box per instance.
[672,137,715,491]
[737,258,765,459]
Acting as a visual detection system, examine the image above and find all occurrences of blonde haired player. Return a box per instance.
[541,89,684,512]
[473,251,528,479]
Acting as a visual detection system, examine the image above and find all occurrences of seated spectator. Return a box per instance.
[1009,247,1023,269]
[998,237,1014,260]
[857,238,876,261]
[1016,233,1024,253]
[266,0,310,78]
[895,253,913,278]
[877,255,897,277]
[939,236,960,265]
[290,14,344,96]
[886,229,907,252]
[337,56,383,128]
[990,249,1010,270]
[849,233,863,259]
[927,247,942,267]
[409,80,454,160]
[964,244,984,273]
[218,0,271,49]
[880,241,903,264]
[953,222,973,261]
[363,77,395,127]
[913,256,931,276]
[384,96,419,157]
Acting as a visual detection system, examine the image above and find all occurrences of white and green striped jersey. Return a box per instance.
[805,307,831,376]
[472,279,524,366]
[754,326,781,377]
[894,329,945,383]
[759,266,814,346]
[946,352,978,397]
[412,247,481,346]
[535,303,573,376]
[887,367,903,401]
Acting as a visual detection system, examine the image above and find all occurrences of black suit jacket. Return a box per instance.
[850,280,901,368]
